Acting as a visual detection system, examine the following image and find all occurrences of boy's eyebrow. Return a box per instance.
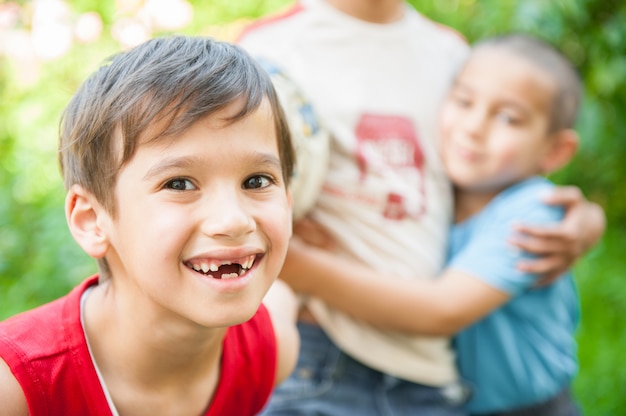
[499,100,531,114]
[452,80,470,90]
[450,82,473,97]
[253,153,283,170]
[454,81,533,115]
[142,153,283,181]
[143,156,197,181]
[495,95,534,116]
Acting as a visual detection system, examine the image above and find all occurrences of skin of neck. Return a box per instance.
[84,279,227,388]
[453,187,498,223]
[324,0,405,23]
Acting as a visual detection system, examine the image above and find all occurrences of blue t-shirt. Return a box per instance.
[448,176,580,413]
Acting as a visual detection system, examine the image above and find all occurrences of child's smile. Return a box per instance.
[185,253,259,279]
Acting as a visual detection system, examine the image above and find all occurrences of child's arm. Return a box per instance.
[281,237,509,336]
[0,358,28,416]
[512,186,605,282]
[262,279,300,386]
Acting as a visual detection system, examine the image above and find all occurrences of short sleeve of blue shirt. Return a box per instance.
[448,177,564,296]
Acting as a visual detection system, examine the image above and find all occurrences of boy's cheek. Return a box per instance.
[258,196,292,236]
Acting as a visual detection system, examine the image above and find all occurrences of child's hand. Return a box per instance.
[511,185,605,285]
[279,236,317,294]
[280,219,339,295]
[293,217,337,250]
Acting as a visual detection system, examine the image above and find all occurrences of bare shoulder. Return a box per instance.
[0,357,29,415]
[262,279,300,386]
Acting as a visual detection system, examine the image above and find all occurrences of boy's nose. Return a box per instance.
[200,189,256,239]
[462,108,488,139]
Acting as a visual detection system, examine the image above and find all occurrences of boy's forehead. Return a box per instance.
[458,48,557,108]
[117,98,279,168]
[466,48,555,85]
[136,97,270,143]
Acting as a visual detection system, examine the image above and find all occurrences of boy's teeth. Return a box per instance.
[190,255,257,277]
[222,273,239,279]
[244,256,255,269]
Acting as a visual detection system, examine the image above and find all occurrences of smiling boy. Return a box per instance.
[0,36,299,415]
[280,34,584,415]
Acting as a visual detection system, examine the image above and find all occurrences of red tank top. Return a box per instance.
[0,276,277,415]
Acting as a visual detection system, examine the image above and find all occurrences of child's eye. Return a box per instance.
[496,112,520,125]
[164,178,196,191]
[243,175,273,190]
[452,94,471,108]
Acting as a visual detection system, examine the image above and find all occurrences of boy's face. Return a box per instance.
[439,48,557,194]
[99,99,292,328]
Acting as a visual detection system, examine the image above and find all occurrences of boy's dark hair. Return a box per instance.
[59,35,295,215]
[473,33,582,133]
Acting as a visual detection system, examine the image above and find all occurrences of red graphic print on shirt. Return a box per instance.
[355,113,426,220]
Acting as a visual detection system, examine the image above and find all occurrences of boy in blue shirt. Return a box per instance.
[279,33,584,415]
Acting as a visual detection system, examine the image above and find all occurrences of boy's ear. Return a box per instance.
[540,129,579,174]
[65,184,110,259]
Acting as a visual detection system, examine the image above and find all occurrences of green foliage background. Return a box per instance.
[0,0,624,413]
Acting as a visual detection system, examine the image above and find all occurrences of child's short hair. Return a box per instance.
[472,33,582,133]
[59,35,295,215]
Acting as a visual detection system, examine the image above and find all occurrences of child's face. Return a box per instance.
[100,99,292,328]
[439,48,557,194]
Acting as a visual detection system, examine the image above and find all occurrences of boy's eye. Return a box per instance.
[243,175,273,190]
[496,112,520,125]
[165,178,196,191]
[452,94,471,108]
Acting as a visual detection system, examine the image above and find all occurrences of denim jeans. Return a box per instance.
[470,387,581,416]
[260,322,469,416]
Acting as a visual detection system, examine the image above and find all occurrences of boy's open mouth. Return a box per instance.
[185,254,257,280]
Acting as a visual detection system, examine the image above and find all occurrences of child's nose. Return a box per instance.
[200,188,256,239]
[462,108,488,139]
